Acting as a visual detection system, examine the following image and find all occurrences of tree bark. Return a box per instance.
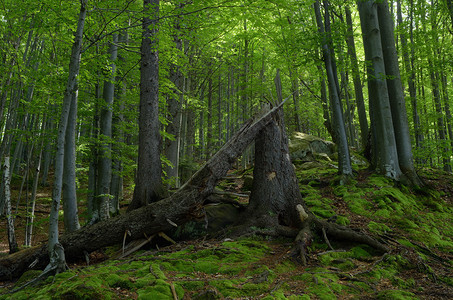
[0,101,286,281]
[314,0,352,178]
[345,6,368,150]
[128,0,164,211]
[397,0,423,151]
[358,0,402,180]
[94,33,119,221]
[3,156,18,254]
[49,0,86,257]
[63,92,81,232]
[377,0,422,186]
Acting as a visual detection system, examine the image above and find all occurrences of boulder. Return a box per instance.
[289,132,336,162]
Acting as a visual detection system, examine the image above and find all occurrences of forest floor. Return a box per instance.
[0,161,452,299]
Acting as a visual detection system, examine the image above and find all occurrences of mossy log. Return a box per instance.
[0,102,285,281]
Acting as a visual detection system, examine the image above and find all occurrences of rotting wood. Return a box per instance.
[0,99,287,281]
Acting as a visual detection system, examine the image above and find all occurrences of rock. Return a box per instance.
[289,132,336,162]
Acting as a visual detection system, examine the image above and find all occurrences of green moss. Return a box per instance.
[274,260,297,273]
[335,215,350,226]
[14,270,42,286]
[179,280,204,290]
[368,221,390,234]
[208,279,244,298]
[194,261,219,274]
[106,273,134,289]
[376,289,417,299]
[137,279,184,299]
[392,277,415,289]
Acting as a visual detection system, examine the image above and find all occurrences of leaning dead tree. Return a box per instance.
[0,101,285,280]
[233,108,387,264]
[0,100,387,281]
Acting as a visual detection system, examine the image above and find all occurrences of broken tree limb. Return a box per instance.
[0,100,287,281]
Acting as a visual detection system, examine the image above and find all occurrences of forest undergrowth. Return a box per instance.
[0,161,452,299]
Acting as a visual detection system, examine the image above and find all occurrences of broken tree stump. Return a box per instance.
[0,101,286,281]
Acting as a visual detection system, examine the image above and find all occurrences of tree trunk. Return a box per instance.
[345,6,368,150]
[0,101,286,281]
[49,0,86,259]
[429,64,451,172]
[206,66,213,158]
[25,120,47,246]
[3,156,18,254]
[358,0,402,180]
[246,110,303,229]
[397,0,423,151]
[314,0,352,178]
[128,0,164,211]
[377,0,422,186]
[95,33,119,221]
[63,92,81,232]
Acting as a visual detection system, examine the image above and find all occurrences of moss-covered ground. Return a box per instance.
[1,162,452,299]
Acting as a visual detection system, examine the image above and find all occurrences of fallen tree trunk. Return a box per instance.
[0,101,285,281]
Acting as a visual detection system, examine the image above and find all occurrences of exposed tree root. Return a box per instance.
[0,101,286,281]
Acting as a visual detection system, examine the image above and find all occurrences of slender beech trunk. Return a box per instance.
[345,6,368,149]
[358,0,402,180]
[63,91,80,232]
[4,156,18,254]
[206,67,213,158]
[128,0,164,211]
[441,72,453,158]
[25,120,46,246]
[49,0,86,263]
[165,21,183,188]
[95,33,119,221]
[314,0,352,178]
[397,0,423,150]
[377,0,421,185]
[429,65,451,172]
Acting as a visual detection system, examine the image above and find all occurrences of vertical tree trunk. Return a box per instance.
[128,0,164,211]
[206,67,213,158]
[377,0,422,185]
[165,10,184,188]
[49,0,86,259]
[429,64,451,172]
[345,6,368,150]
[25,120,46,246]
[63,92,81,232]
[3,156,18,254]
[314,0,352,178]
[358,0,402,180]
[95,33,119,221]
[397,0,423,150]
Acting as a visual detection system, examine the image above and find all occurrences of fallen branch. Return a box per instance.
[0,101,286,281]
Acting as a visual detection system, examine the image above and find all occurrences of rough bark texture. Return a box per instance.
[128,0,164,211]
[238,114,387,264]
[0,103,285,281]
[246,110,305,230]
